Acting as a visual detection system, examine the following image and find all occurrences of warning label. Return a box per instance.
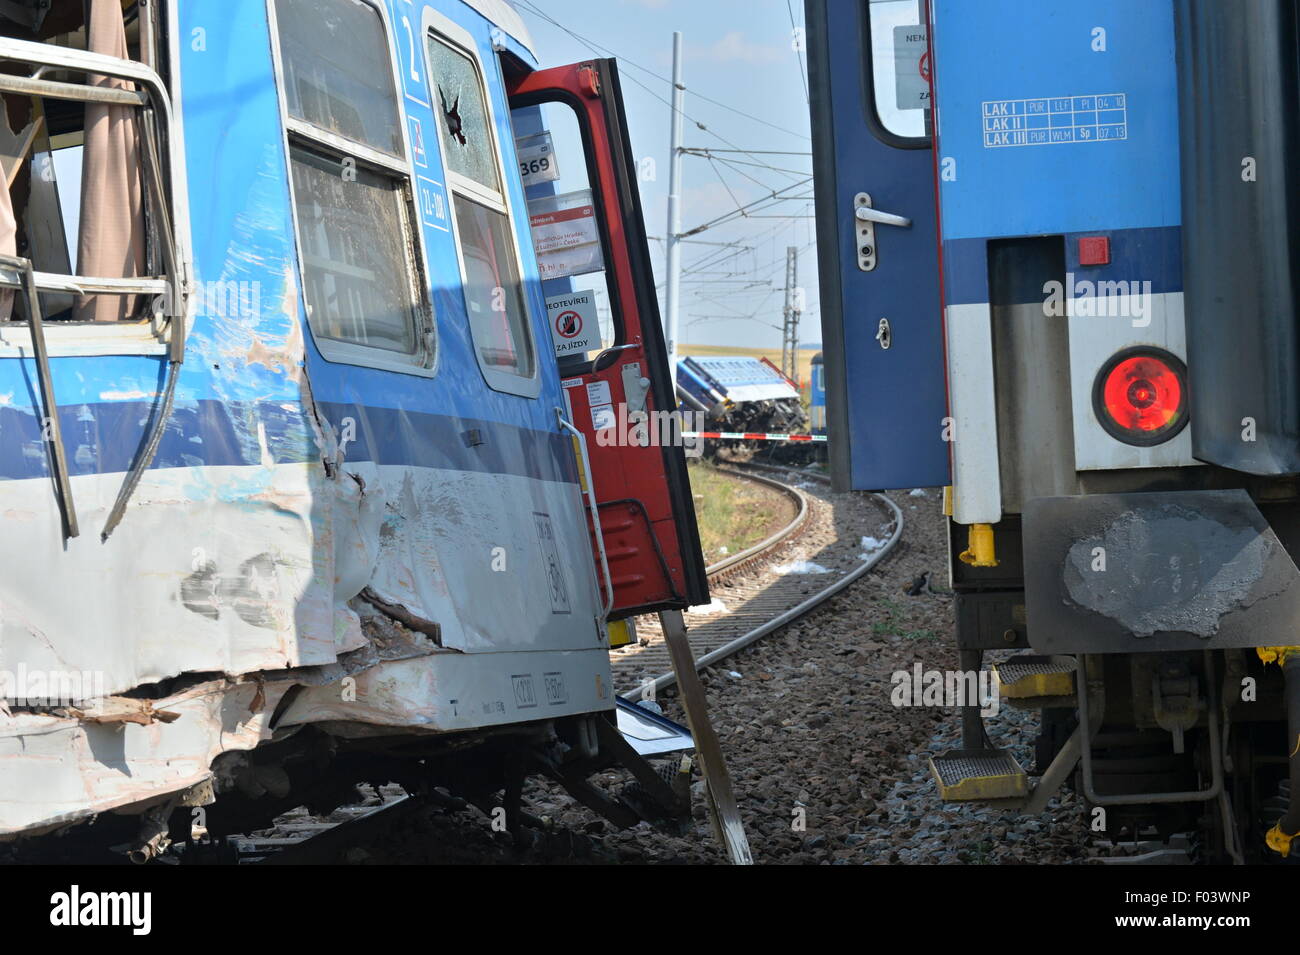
[546,289,599,357]
[893,25,930,110]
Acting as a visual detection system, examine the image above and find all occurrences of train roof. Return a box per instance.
[465,0,536,60]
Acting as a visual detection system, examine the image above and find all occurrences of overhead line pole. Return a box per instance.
[664,31,685,377]
[781,245,801,382]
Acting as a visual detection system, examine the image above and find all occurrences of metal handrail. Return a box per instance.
[0,36,186,326]
[0,269,169,296]
[0,253,77,538]
[556,408,615,619]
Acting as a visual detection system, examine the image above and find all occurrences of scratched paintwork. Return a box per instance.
[0,0,611,837]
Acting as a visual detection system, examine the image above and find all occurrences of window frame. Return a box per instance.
[862,0,931,150]
[266,0,437,377]
[422,7,540,399]
[508,89,628,372]
[0,29,191,359]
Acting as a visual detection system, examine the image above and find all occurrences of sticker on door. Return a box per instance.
[546,290,599,356]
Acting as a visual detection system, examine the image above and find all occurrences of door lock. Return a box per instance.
[876,318,892,350]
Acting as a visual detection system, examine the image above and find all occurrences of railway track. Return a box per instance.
[217,464,902,864]
[612,464,904,701]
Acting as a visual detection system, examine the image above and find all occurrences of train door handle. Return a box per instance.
[854,205,912,228]
[853,192,910,272]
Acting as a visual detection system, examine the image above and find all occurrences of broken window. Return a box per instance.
[427,29,535,391]
[427,39,499,191]
[273,0,432,366]
[0,0,181,328]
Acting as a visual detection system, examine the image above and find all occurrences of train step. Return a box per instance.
[993,655,1076,708]
[928,748,1029,803]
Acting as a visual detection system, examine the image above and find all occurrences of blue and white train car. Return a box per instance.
[0,0,708,855]
[809,0,1300,860]
[675,354,806,439]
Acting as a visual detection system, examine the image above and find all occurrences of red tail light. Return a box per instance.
[1092,347,1188,446]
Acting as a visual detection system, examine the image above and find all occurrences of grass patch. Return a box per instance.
[869,597,939,642]
[689,461,793,559]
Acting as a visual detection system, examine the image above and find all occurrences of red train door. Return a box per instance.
[509,60,709,618]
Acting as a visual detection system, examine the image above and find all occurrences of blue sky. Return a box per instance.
[515,0,818,350]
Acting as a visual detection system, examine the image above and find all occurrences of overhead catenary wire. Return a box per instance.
[514,2,818,350]
[515,0,811,142]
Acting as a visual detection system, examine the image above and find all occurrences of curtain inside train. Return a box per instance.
[0,144,13,320]
[75,0,143,323]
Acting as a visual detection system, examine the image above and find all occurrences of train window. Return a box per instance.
[272,0,433,370]
[289,147,420,353]
[274,0,404,157]
[508,97,620,365]
[0,0,183,342]
[426,27,537,392]
[426,40,501,192]
[867,0,930,144]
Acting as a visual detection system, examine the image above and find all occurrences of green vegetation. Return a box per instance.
[870,597,939,642]
[688,461,792,559]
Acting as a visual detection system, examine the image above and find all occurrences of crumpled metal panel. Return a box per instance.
[1024,489,1300,653]
[0,0,615,836]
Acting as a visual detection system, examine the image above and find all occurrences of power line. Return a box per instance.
[786,0,810,105]
[512,3,819,348]
[516,0,812,141]
[680,177,813,236]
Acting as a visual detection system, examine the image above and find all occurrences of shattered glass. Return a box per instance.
[427,37,502,192]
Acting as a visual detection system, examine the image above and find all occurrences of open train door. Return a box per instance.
[509,60,709,621]
[805,0,949,492]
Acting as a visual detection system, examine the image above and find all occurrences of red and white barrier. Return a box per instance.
[683,431,828,443]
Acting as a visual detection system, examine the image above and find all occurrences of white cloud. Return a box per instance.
[694,31,784,65]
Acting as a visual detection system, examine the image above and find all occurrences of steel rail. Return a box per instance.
[623,466,904,702]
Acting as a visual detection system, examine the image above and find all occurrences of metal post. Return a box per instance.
[781,245,800,381]
[664,31,685,377]
[658,609,753,864]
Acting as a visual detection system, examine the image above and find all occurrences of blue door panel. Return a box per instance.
[807,0,949,492]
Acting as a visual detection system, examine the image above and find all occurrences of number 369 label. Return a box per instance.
[515,130,560,187]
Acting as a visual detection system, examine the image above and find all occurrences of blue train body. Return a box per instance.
[0,0,705,846]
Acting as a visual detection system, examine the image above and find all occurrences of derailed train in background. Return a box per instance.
[676,354,807,436]
[675,354,813,459]
[0,0,713,859]
[810,0,1300,861]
